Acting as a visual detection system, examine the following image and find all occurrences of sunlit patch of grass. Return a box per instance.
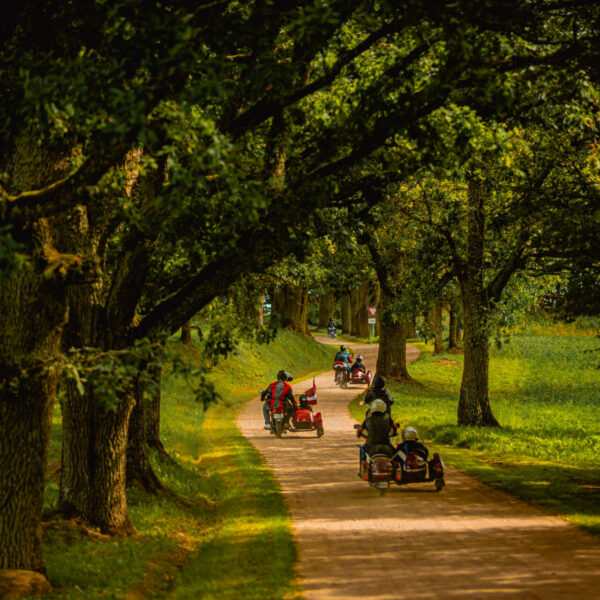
[44,330,332,598]
[350,333,600,535]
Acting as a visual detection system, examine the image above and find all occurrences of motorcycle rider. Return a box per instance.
[327,317,337,334]
[364,375,394,415]
[333,344,352,380]
[397,425,429,460]
[356,398,397,458]
[350,355,366,375]
[261,370,296,430]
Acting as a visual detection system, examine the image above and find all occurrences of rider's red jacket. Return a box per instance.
[263,381,296,410]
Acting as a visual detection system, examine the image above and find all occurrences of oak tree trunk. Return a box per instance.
[126,375,164,494]
[340,292,352,334]
[375,295,413,382]
[432,299,444,355]
[448,305,458,349]
[272,285,309,335]
[145,366,167,454]
[180,321,193,345]
[0,137,71,580]
[318,290,335,329]
[457,176,499,427]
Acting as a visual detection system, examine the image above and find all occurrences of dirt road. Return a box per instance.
[237,338,600,599]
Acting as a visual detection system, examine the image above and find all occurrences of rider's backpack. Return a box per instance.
[270,381,289,409]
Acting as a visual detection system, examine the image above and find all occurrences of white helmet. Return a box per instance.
[402,426,418,441]
[370,399,387,414]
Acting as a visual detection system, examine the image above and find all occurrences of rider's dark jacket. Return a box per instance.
[365,387,394,413]
[362,411,396,449]
[351,360,366,373]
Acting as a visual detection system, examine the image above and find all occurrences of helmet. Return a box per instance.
[299,394,307,401]
[402,426,418,441]
[370,399,387,414]
[277,370,293,381]
[373,375,386,389]
[340,345,346,351]
[356,355,363,362]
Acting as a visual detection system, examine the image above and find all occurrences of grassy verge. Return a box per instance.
[350,333,600,535]
[43,330,332,599]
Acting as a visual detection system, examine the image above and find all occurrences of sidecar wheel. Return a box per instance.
[435,478,445,491]
[316,427,324,438]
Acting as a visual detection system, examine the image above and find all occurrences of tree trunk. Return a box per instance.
[350,281,370,338]
[374,291,413,382]
[126,375,164,494]
[0,359,58,573]
[432,299,444,355]
[448,303,458,350]
[272,285,309,335]
[318,290,335,329]
[0,137,71,578]
[180,321,193,345]
[340,292,352,334]
[146,365,168,455]
[407,315,417,339]
[257,294,265,327]
[457,176,499,427]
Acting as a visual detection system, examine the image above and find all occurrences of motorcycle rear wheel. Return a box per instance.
[274,420,283,438]
[316,427,324,438]
[378,487,387,497]
[435,478,445,491]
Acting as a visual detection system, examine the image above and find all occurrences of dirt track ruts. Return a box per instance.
[236,337,600,599]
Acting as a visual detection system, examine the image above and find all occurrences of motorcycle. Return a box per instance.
[349,368,373,386]
[263,394,324,438]
[355,425,445,495]
[327,326,337,338]
[332,361,349,387]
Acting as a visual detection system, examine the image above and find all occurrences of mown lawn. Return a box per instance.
[43,330,331,599]
[351,333,600,534]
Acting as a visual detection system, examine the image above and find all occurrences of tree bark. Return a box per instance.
[407,315,417,339]
[272,285,309,334]
[432,299,444,355]
[126,374,164,494]
[145,366,167,454]
[318,290,335,329]
[375,296,413,382]
[0,137,70,578]
[180,321,193,345]
[457,176,499,427]
[350,280,379,338]
[340,291,352,333]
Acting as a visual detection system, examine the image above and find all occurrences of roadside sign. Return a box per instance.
[368,317,376,324]
[367,306,376,317]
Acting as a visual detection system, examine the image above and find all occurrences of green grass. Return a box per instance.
[43,330,332,599]
[351,333,600,534]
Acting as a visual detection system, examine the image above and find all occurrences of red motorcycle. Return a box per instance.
[269,395,324,438]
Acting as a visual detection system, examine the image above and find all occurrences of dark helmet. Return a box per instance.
[373,375,386,389]
[356,355,363,362]
[277,370,288,381]
[340,345,347,351]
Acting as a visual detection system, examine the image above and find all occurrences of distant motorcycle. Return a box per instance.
[327,326,337,338]
[333,361,349,387]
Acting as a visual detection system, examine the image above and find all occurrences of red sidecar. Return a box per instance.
[292,398,324,437]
